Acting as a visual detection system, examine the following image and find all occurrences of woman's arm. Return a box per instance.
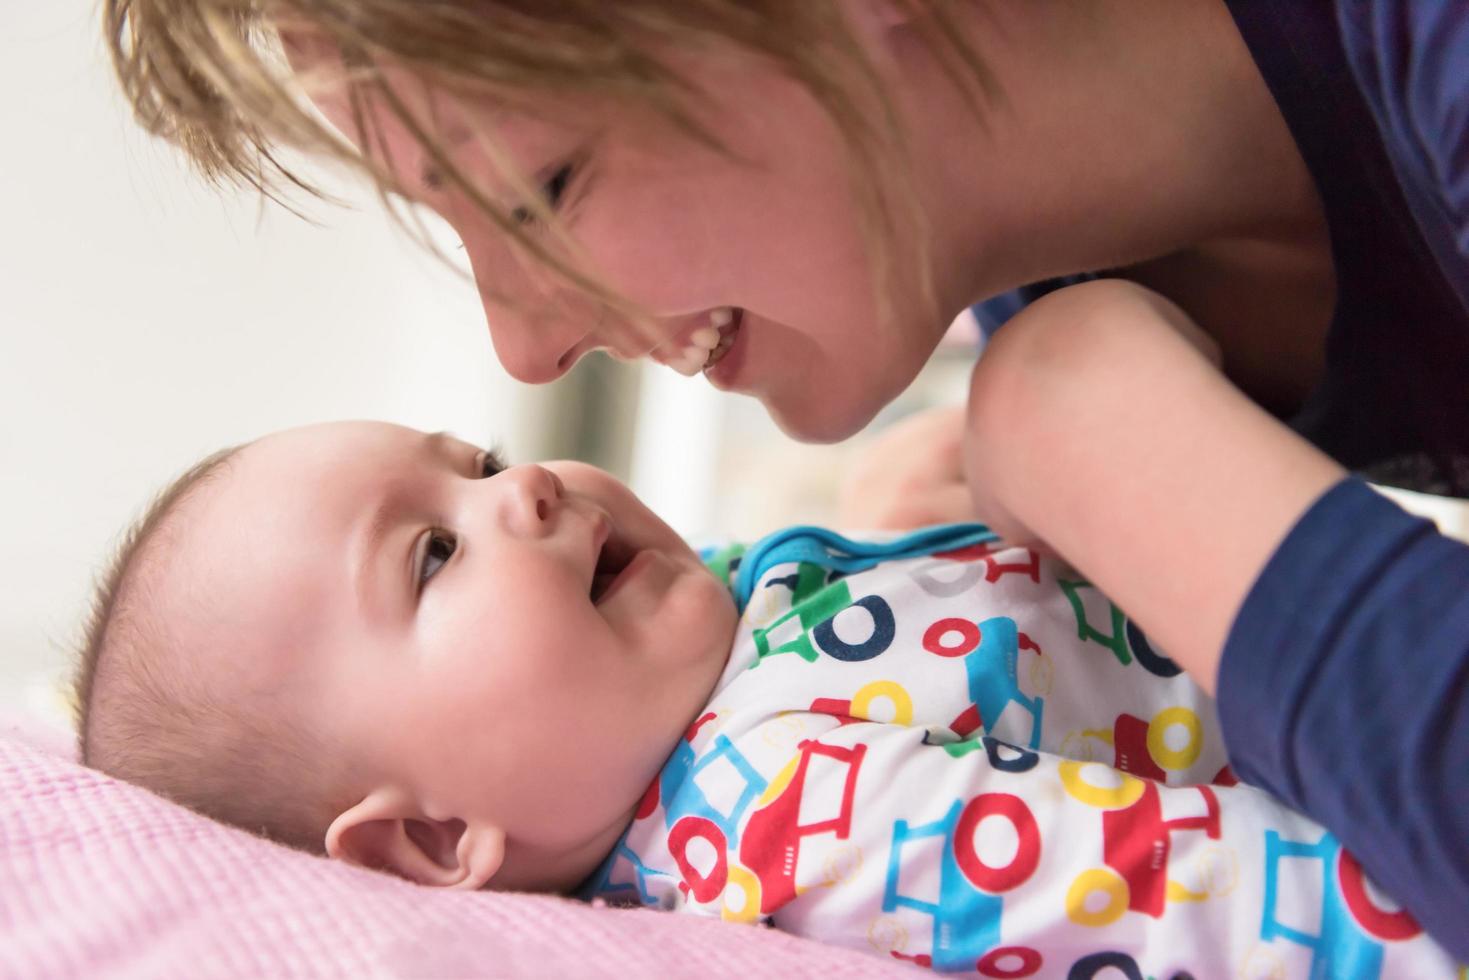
[961,279,1342,695]
[962,279,1469,957]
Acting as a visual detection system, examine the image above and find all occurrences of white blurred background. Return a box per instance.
[8,4,1468,744]
[0,5,510,727]
[1,5,976,733]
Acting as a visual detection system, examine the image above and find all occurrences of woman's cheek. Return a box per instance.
[580,211,716,314]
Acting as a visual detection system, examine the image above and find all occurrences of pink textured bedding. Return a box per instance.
[0,724,913,979]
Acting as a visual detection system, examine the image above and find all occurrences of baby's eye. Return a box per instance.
[419,530,457,585]
[511,162,575,226]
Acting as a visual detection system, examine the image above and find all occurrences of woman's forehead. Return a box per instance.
[288,39,575,142]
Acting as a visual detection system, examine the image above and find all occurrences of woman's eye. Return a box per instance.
[478,451,506,478]
[420,531,457,585]
[543,163,574,208]
[511,162,575,225]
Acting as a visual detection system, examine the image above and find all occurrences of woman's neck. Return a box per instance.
[896,0,1327,313]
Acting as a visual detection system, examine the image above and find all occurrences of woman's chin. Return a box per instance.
[766,390,885,445]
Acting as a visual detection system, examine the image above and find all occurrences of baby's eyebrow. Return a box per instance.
[355,496,401,625]
[352,430,459,621]
[423,429,458,459]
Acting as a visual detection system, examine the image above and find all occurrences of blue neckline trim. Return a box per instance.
[731,523,999,612]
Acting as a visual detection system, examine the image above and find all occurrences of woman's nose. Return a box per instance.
[481,297,586,384]
[494,464,564,537]
[460,234,588,384]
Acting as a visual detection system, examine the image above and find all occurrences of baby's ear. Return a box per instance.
[325,787,505,890]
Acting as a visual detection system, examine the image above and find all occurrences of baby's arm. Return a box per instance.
[961,279,1343,695]
[836,404,973,530]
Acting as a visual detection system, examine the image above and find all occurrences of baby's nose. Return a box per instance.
[496,464,563,537]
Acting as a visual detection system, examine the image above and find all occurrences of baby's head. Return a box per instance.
[75,421,736,892]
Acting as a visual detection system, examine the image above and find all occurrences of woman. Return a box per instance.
[106,0,1468,955]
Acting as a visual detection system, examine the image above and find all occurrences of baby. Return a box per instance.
[75,421,1456,977]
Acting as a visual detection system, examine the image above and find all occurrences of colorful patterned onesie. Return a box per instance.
[584,525,1459,978]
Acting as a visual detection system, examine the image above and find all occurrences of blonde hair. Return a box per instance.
[74,445,351,854]
[103,0,994,323]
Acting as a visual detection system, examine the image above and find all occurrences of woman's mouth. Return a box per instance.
[663,307,744,377]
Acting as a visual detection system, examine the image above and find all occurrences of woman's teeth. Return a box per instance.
[668,307,740,376]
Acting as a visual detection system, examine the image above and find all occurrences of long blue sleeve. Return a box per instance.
[1209,4,1469,956]
[1219,479,1469,957]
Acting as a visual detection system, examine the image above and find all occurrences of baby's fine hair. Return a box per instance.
[74,445,346,855]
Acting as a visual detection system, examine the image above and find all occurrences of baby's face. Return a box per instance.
[183,420,735,885]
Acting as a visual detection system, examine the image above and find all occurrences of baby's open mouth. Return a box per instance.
[590,527,640,605]
[664,306,744,376]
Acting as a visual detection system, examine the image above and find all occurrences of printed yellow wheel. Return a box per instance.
[1066,867,1129,927]
[1059,729,1112,764]
[820,843,863,887]
[1058,760,1146,810]
[757,754,800,807]
[760,713,806,751]
[721,864,763,923]
[1238,945,1286,980]
[1192,843,1240,898]
[1028,654,1055,696]
[851,680,913,726]
[1160,844,1238,903]
[746,588,784,626]
[1165,878,1208,904]
[866,915,909,955]
[1146,706,1203,771]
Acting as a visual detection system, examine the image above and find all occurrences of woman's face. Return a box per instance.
[298,48,955,442]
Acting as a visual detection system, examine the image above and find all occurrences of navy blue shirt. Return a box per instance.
[976,1,1469,957]
[1223,3,1469,960]
[975,4,1469,497]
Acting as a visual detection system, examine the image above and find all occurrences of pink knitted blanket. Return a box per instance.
[0,724,912,978]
